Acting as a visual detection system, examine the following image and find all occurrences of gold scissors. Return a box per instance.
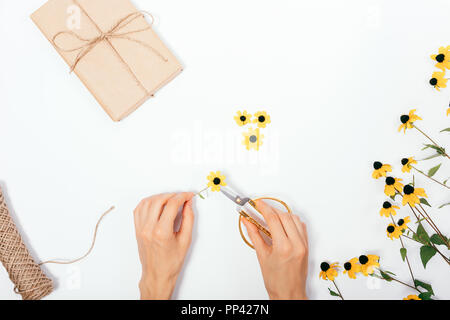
[220,186,292,249]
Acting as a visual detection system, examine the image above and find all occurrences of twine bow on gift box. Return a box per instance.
[51,10,168,74]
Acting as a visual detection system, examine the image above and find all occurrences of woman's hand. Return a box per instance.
[134,192,195,300]
[242,200,309,300]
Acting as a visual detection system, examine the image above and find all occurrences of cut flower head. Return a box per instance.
[401,157,417,173]
[398,110,422,133]
[343,258,361,279]
[319,262,340,281]
[207,171,227,192]
[384,177,404,197]
[242,127,264,151]
[234,111,252,126]
[402,185,427,207]
[429,71,447,91]
[397,216,411,232]
[358,255,379,276]
[403,295,421,300]
[372,162,392,179]
[431,46,450,71]
[379,201,399,218]
[386,223,402,240]
[253,111,271,128]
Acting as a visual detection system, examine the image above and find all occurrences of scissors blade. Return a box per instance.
[220,186,250,206]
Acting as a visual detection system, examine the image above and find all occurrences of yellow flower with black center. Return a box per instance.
[372,162,392,179]
[242,127,264,151]
[358,255,379,276]
[429,71,447,91]
[403,294,421,300]
[343,258,361,279]
[386,223,402,240]
[319,262,340,281]
[384,177,404,197]
[207,171,227,192]
[253,111,271,128]
[398,109,422,133]
[401,157,417,173]
[431,46,450,71]
[379,201,399,217]
[234,111,252,126]
[397,216,411,232]
[402,185,427,207]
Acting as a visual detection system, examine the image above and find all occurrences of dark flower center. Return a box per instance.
[385,177,395,185]
[359,255,369,265]
[403,185,414,195]
[373,161,382,170]
[258,116,266,123]
[398,219,405,226]
[387,225,395,233]
[430,78,438,86]
[249,135,258,143]
[383,201,392,209]
[320,262,330,272]
[344,262,352,271]
[240,116,246,122]
[401,158,409,166]
[436,54,445,63]
[213,178,221,185]
[400,115,410,124]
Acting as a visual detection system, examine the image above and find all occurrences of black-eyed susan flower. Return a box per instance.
[207,171,227,192]
[397,216,411,232]
[386,223,402,240]
[402,185,427,207]
[430,46,450,71]
[319,262,340,281]
[242,127,264,151]
[343,258,361,279]
[359,255,379,276]
[398,109,422,133]
[403,294,421,300]
[253,111,271,128]
[379,201,399,218]
[234,111,252,126]
[429,71,447,91]
[372,162,392,179]
[401,157,417,173]
[384,177,404,197]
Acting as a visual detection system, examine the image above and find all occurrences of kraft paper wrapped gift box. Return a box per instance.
[31,0,182,121]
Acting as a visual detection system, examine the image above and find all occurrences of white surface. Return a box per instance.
[0,0,449,300]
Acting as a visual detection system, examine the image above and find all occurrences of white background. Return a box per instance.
[0,0,449,300]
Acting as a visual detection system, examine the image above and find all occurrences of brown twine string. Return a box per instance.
[52,0,168,94]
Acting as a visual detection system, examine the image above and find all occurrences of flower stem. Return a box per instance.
[332,280,344,300]
[417,204,449,249]
[411,166,450,190]
[196,187,209,198]
[413,125,450,160]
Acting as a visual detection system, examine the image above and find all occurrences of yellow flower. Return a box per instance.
[207,171,227,192]
[401,157,417,173]
[447,108,450,116]
[253,111,271,128]
[403,294,421,300]
[397,216,411,232]
[386,223,402,240]
[343,258,361,279]
[234,111,252,126]
[242,127,264,151]
[430,46,450,71]
[319,262,340,281]
[384,177,404,197]
[402,185,427,207]
[398,110,422,133]
[379,201,399,217]
[359,255,379,276]
[372,162,392,179]
[429,71,447,91]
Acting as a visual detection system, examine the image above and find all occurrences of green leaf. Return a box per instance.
[328,288,339,297]
[379,270,392,282]
[198,193,205,200]
[423,144,446,155]
[420,245,437,268]
[440,128,450,133]
[416,224,430,244]
[384,270,397,276]
[419,198,431,207]
[414,279,434,295]
[418,292,433,300]
[430,234,448,246]
[438,202,450,209]
[390,194,397,201]
[444,178,449,185]
[428,164,442,177]
[422,153,442,161]
[400,248,407,262]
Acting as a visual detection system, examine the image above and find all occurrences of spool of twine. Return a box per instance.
[0,187,53,300]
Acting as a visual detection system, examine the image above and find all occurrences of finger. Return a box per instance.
[177,199,195,244]
[253,200,287,246]
[133,196,152,227]
[242,217,268,254]
[292,215,308,247]
[147,193,176,222]
[275,210,302,241]
[159,192,195,234]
